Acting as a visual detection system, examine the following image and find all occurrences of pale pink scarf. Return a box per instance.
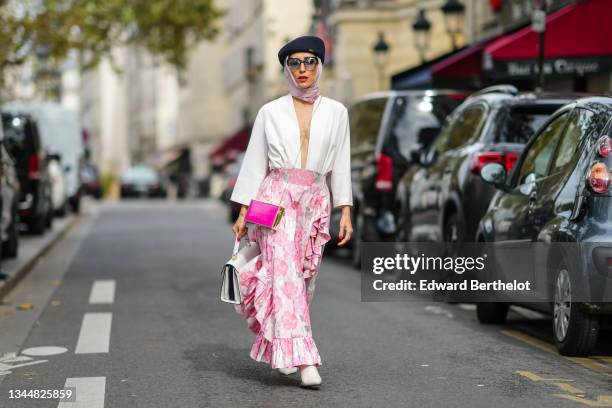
[283,56,323,104]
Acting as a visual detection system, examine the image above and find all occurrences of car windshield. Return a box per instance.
[81,166,98,182]
[495,104,565,144]
[350,97,387,151]
[122,166,158,183]
[386,95,465,160]
[1,114,26,147]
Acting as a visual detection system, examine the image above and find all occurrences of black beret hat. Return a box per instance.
[277,35,325,67]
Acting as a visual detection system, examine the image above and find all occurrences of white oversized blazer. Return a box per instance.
[230,92,353,208]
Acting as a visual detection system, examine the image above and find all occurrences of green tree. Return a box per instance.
[0,0,224,72]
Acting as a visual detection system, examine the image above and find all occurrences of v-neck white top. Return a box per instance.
[230,92,353,208]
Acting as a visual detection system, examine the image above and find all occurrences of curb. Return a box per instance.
[0,214,80,301]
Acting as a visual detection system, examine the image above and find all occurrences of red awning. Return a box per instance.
[485,0,612,61]
[209,127,250,163]
[431,40,492,79]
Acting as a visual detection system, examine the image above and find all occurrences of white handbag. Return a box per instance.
[220,235,260,304]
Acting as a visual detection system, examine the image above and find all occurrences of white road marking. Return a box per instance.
[88,280,116,304]
[0,353,47,375]
[21,346,68,356]
[75,313,112,354]
[512,306,547,320]
[425,305,454,319]
[57,377,106,408]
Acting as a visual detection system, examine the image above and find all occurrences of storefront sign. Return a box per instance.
[488,57,612,78]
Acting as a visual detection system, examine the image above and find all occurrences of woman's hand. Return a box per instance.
[337,205,353,247]
[232,205,249,240]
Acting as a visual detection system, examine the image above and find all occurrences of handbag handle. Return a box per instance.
[231,234,252,259]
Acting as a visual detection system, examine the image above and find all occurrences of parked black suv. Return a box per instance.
[1,112,53,234]
[0,117,20,258]
[396,86,574,255]
[329,90,467,267]
[476,96,612,356]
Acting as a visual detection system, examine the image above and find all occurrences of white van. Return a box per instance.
[2,103,83,212]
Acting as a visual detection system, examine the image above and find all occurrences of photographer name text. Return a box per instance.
[372,279,532,292]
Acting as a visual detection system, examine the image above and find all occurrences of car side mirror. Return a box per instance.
[409,144,424,165]
[417,127,440,147]
[3,136,17,152]
[480,163,508,189]
[518,173,536,195]
[47,152,62,162]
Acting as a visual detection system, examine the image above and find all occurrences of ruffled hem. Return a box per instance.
[233,255,271,335]
[250,332,322,369]
[303,207,331,279]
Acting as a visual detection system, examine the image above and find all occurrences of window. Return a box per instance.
[386,95,464,161]
[549,109,595,176]
[429,105,486,156]
[495,105,561,144]
[2,114,26,150]
[516,113,569,185]
[349,97,387,150]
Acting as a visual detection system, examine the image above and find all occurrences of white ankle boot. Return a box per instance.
[278,367,298,375]
[299,365,321,389]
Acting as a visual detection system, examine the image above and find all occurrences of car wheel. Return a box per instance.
[552,265,599,356]
[476,302,509,324]
[395,204,411,244]
[351,210,363,269]
[29,216,45,235]
[29,212,46,235]
[55,201,68,217]
[443,212,465,257]
[46,202,53,229]
[362,214,379,242]
[70,195,81,214]
[438,212,466,298]
[3,202,18,259]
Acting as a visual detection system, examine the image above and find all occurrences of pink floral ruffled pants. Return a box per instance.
[234,167,331,369]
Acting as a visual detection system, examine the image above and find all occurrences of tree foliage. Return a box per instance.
[0,0,224,71]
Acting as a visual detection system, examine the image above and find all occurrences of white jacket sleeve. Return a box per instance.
[330,107,353,208]
[230,106,268,206]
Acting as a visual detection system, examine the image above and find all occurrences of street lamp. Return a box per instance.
[35,45,51,100]
[533,0,547,91]
[412,9,432,63]
[372,31,390,91]
[441,0,465,50]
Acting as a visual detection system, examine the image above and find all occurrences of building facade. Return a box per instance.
[79,47,130,177]
[326,0,494,101]
[79,45,179,177]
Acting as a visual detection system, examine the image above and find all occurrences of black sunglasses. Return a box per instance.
[286,56,319,71]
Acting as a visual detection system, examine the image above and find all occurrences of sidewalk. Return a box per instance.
[0,212,79,300]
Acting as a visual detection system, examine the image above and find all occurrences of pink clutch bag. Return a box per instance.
[244,199,285,230]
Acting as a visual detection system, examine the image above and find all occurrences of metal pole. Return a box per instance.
[536,0,546,91]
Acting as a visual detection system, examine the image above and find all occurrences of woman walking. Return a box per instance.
[230,35,353,389]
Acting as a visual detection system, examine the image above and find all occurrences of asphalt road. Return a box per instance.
[0,199,612,408]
